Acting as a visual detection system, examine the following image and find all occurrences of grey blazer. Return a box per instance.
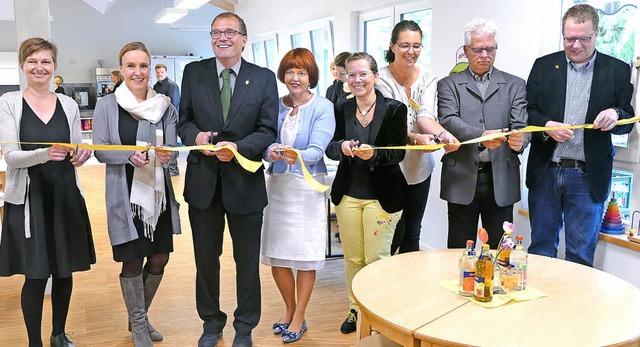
[92,94,181,246]
[437,67,528,207]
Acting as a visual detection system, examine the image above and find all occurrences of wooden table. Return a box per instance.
[352,250,468,347]
[352,250,640,347]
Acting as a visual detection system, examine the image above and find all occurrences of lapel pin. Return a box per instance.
[555,65,559,69]
[245,80,249,85]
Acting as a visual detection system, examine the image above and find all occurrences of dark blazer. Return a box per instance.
[178,58,278,213]
[438,67,528,207]
[326,89,408,213]
[526,51,634,203]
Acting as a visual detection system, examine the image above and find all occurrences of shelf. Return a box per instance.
[519,208,640,253]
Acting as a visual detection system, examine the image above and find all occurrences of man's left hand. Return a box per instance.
[215,141,237,162]
[593,108,619,132]
[508,130,525,152]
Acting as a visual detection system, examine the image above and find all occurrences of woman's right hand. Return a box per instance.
[129,150,150,167]
[341,140,357,158]
[47,144,70,161]
[268,143,285,161]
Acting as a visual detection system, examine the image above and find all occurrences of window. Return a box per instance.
[250,33,279,72]
[288,18,335,95]
[359,1,433,70]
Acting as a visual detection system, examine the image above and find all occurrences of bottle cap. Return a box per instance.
[505,231,512,235]
[516,235,523,241]
[482,244,490,250]
[466,240,474,246]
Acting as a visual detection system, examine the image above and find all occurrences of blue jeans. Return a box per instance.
[528,165,605,267]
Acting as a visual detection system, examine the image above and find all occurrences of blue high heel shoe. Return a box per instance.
[282,321,307,343]
[272,320,290,335]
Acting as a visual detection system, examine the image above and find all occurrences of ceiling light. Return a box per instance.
[154,7,188,24]
[174,0,210,9]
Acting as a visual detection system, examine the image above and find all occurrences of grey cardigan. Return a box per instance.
[93,94,181,246]
[0,91,85,238]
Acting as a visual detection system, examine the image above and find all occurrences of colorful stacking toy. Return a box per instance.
[600,194,625,235]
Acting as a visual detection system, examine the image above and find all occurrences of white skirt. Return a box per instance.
[261,173,327,271]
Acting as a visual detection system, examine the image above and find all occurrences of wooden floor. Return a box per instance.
[0,162,357,346]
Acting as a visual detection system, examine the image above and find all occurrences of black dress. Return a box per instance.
[0,99,96,279]
[111,105,173,262]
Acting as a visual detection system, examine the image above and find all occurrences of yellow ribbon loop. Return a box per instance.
[180,144,263,173]
[282,148,330,193]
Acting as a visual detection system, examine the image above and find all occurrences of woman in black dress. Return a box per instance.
[93,42,181,347]
[0,38,95,347]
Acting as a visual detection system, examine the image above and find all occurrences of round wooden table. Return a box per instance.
[352,249,640,347]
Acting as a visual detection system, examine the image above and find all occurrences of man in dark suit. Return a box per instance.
[526,4,634,267]
[438,18,527,249]
[154,63,181,176]
[177,12,278,347]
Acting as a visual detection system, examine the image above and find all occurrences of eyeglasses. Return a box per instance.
[396,43,423,51]
[467,46,498,55]
[210,29,245,39]
[563,33,594,44]
[346,71,374,80]
[285,70,308,78]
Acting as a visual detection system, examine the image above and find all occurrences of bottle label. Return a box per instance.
[474,275,486,297]
[462,270,475,292]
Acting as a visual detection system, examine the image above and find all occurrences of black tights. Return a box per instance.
[21,276,73,347]
[121,253,170,278]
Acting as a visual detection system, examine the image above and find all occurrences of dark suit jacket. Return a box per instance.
[178,58,278,213]
[526,51,634,203]
[326,89,408,213]
[438,67,528,207]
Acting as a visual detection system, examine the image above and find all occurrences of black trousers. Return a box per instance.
[189,179,263,336]
[447,168,513,249]
[391,176,431,254]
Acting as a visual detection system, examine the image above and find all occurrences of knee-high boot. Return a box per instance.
[127,270,164,341]
[143,270,164,341]
[120,275,153,347]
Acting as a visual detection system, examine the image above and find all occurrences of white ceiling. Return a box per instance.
[1,0,226,30]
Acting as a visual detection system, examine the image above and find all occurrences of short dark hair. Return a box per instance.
[211,12,247,36]
[19,37,58,65]
[563,4,599,33]
[333,52,351,69]
[118,42,150,66]
[384,20,423,63]
[277,48,319,88]
[346,52,378,75]
[155,63,168,71]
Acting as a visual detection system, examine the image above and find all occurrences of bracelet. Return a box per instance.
[412,133,417,145]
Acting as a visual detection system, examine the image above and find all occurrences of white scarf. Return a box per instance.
[115,83,171,239]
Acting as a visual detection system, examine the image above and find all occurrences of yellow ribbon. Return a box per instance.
[0,141,263,173]
[2,115,638,192]
[279,148,330,193]
[358,115,640,151]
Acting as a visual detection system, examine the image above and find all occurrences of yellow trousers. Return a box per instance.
[335,195,402,311]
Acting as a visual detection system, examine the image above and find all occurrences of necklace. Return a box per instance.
[390,64,415,88]
[356,101,376,126]
[287,92,313,109]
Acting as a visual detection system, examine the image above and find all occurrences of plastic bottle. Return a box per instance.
[474,244,493,302]
[458,240,477,297]
[509,235,528,291]
[496,231,514,269]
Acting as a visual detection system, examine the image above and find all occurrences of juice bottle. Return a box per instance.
[474,244,493,302]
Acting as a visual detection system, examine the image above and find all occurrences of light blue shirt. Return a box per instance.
[264,94,336,177]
